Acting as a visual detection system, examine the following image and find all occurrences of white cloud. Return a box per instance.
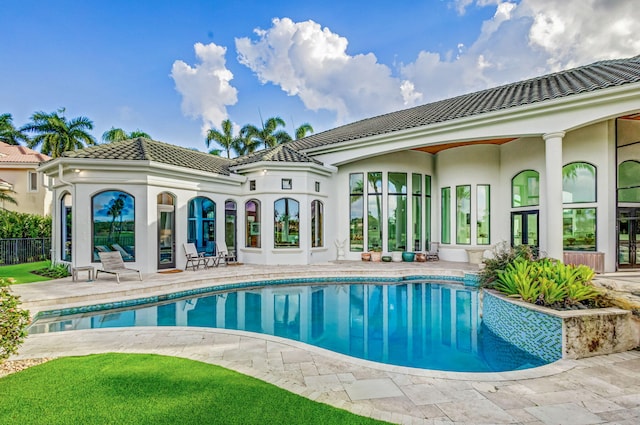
[402,0,640,103]
[235,18,419,124]
[171,42,238,135]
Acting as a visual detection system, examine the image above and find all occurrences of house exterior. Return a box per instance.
[39,55,640,274]
[0,142,51,214]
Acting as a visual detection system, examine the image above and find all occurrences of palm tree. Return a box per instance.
[232,128,261,156]
[21,108,96,158]
[102,127,151,143]
[0,189,18,209]
[295,123,314,140]
[0,114,29,145]
[241,116,292,150]
[206,119,239,159]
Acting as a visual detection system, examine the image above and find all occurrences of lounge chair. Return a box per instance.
[183,242,212,270]
[426,242,440,261]
[216,240,237,265]
[96,251,142,283]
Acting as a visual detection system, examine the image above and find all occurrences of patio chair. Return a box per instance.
[426,242,440,261]
[216,240,237,265]
[96,251,142,283]
[183,243,209,270]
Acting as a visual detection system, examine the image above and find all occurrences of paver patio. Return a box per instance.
[7,261,640,424]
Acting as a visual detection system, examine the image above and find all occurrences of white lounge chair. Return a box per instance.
[96,251,142,283]
[183,242,212,270]
[216,240,237,265]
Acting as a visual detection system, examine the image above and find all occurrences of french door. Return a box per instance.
[618,208,640,269]
[511,210,539,248]
[158,205,175,269]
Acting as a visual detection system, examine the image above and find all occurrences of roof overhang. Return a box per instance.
[230,160,337,176]
[305,81,640,166]
[39,157,246,188]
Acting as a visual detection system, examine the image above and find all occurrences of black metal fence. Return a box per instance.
[0,238,51,265]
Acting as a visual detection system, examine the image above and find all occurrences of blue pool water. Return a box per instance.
[30,282,548,372]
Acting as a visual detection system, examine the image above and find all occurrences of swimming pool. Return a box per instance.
[29,281,547,372]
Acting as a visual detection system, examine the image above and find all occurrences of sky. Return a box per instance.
[2,0,640,154]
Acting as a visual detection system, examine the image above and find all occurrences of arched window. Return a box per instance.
[92,190,135,262]
[618,160,640,202]
[562,162,596,203]
[274,198,299,248]
[311,200,323,248]
[562,162,597,252]
[61,192,72,262]
[188,197,215,254]
[245,199,261,248]
[512,170,539,207]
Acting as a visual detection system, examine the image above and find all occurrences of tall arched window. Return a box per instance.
[618,160,640,202]
[61,192,72,262]
[92,190,135,261]
[225,200,237,255]
[512,170,539,207]
[274,198,299,248]
[188,197,215,254]
[311,200,323,248]
[562,162,597,251]
[246,199,261,248]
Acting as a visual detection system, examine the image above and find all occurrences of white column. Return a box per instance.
[543,132,565,261]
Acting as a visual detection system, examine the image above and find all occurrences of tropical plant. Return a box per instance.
[479,242,537,288]
[0,113,29,145]
[21,108,96,158]
[492,255,600,308]
[294,123,314,140]
[206,119,239,158]
[0,277,31,362]
[241,116,292,150]
[0,189,18,209]
[102,127,151,143]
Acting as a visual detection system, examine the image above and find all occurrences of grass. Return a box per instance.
[0,353,389,425]
[0,260,51,284]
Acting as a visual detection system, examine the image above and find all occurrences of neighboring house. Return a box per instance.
[0,142,51,214]
[39,55,640,274]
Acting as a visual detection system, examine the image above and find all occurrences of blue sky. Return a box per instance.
[2,1,639,153]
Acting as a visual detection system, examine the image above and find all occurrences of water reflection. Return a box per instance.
[30,282,545,372]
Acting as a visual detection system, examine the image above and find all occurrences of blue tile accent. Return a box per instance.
[482,291,562,363]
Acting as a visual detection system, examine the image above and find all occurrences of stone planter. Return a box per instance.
[415,253,427,262]
[391,251,402,262]
[370,251,382,262]
[361,252,371,262]
[482,290,639,361]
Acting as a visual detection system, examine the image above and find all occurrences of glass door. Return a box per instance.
[158,193,176,269]
[618,208,640,269]
[225,201,237,256]
[511,210,539,248]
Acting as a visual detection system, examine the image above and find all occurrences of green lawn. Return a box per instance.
[0,261,51,284]
[0,353,389,425]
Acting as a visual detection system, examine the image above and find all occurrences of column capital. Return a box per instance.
[543,131,566,141]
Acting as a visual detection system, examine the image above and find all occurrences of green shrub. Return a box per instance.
[0,210,51,239]
[0,278,31,362]
[489,255,601,309]
[32,262,70,279]
[480,242,538,288]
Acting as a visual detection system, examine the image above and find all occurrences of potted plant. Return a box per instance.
[402,251,416,262]
[370,246,382,262]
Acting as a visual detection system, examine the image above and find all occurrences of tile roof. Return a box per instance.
[62,138,233,175]
[287,55,640,152]
[231,144,323,167]
[0,142,51,163]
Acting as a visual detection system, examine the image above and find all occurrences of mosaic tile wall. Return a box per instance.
[482,291,562,363]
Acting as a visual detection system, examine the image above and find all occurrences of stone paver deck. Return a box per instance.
[7,261,640,425]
